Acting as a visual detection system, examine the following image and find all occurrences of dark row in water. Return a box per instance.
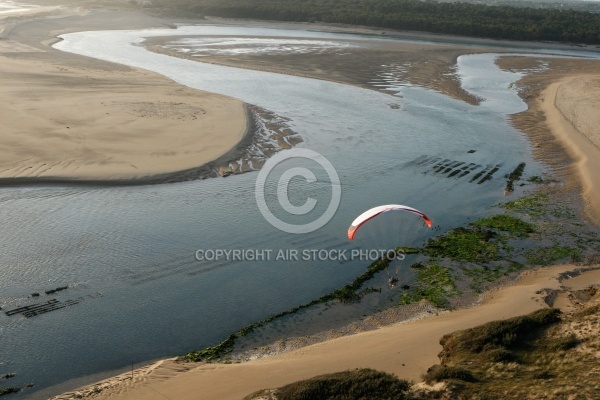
[4,293,103,318]
[31,285,68,297]
[0,285,68,311]
[407,154,502,184]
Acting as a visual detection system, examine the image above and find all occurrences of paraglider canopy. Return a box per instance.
[348,204,431,240]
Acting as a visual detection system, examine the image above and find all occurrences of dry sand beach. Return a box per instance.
[0,4,248,183]
[2,1,599,399]
[0,55,246,181]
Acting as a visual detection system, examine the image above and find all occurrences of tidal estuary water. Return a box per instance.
[1,24,597,398]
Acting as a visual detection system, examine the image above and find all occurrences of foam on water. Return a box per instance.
[164,37,358,57]
[0,1,37,14]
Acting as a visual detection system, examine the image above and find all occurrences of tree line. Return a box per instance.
[151,0,600,44]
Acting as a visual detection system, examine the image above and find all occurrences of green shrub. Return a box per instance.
[274,369,411,400]
[486,348,517,363]
[423,365,477,384]
[532,370,554,380]
[440,308,561,355]
[546,335,580,351]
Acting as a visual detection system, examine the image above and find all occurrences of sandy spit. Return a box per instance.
[0,53,247,182]
[0,3,250,184]
[539,75,600,225]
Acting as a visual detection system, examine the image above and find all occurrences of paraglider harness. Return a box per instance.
[386,248,405,288]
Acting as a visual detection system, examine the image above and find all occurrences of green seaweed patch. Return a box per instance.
[502,194,548,216]
[549,204,576,219]
[185,256,395,362]
[575,235,600,251]
[463,265,505,292]
[396,247,420,255]
[424,227,501,262]
[527,175,544,184]
[472,214,535,238]
[186,334,236,362]
[524,246,582,265]
[399,264,459,308]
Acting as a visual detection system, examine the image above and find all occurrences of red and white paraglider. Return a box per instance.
[347,204,432,288]
[347,204,432,241]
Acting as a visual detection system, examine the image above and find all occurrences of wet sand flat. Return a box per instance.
[0,6,247,182]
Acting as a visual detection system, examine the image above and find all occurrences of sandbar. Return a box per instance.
[539,75,600,225]
[0,7,247,183]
